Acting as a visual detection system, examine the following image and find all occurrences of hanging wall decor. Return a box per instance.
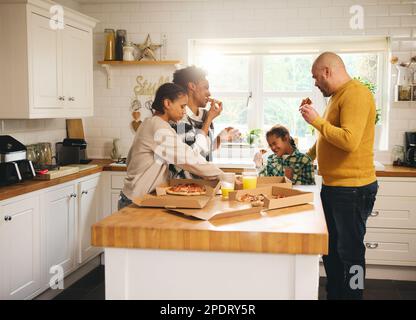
[130,75,169,132]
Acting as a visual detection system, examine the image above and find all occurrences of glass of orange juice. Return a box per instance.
[242,171,258,189]
[220,173,235,199]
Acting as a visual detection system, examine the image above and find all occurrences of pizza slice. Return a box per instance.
[237,193,266,207]
[300,97,312,106]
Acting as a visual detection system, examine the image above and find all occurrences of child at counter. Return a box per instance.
[254,125,315,185]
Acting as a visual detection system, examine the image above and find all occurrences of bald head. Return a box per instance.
[311,52,351,97]
[313,52,346,71]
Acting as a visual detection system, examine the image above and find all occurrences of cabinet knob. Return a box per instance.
[370,211,379,217]
[58,96,65,101]
[365,242,379,249]
[70,193,77,198]
[4,216,12,221]
[81,190,88,195]
[68,97,75,101]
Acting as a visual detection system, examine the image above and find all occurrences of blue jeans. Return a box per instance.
[321,180,378,300]
[118,191,132,210]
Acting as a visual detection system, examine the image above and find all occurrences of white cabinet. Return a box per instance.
[31,12,62,111]
[0,172,103,300]
[78,176,102,264]
[62,24,93,114]
[365,177,416,267]
[41,184,76,286]
[0,195,41,300]
[0,0,97,119]
[101,172,126,218]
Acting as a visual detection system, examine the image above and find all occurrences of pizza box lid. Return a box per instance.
[257,176,292,188]
[169,196,263,220]
[133,179,221,209]
[229,186,313,211]
[234,175,292,190]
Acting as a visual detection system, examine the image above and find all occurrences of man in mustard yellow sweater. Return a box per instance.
[300,52,378,300]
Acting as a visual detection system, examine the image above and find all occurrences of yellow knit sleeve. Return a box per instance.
[306,142,316,160]
[311,86,374,152]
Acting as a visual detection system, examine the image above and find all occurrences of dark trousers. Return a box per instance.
[321,180,378,300]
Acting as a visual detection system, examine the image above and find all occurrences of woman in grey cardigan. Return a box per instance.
[119,83,223,210]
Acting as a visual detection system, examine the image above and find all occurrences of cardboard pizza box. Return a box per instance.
[263,186,314,211]
[169,196,263,220]
[133,179,220,209]
[257,176,292,188]
[229,185,313,211]
[235,175,292,190]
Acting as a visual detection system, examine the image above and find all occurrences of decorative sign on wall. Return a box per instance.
[130,75,169,132]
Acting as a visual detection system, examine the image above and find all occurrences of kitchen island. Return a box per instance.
[92,185,328,300]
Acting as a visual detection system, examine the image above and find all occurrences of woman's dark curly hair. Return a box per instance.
[151,83,187,115]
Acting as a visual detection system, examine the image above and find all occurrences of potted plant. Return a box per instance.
[246,128,262,146]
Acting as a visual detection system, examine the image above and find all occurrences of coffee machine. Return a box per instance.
[56,138,91,165]
[0,135,36,186]
[404,132,416,167]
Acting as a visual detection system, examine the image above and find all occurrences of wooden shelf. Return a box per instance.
[98,60,181,88]
[97,60,180,65]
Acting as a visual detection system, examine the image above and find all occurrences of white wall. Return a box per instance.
[79,0,416,162]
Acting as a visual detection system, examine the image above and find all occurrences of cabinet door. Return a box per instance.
[78,176,101,264]
[0,196,41,300]
[62,24,93,116]
[30,13,63,112]
[43,184,76,286]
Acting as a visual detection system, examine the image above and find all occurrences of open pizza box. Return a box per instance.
[133,179,221,209]
[234,175,292,190]
[229,185,313,211]
[168,196,263,220]
[257,176,292,188]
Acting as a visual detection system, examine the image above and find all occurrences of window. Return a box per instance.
[190,37,389,157]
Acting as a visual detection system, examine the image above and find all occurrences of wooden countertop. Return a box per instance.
[102,162,416,177]
[376,165,416,177]
[0,159,113,201]
[2,158,415,202]
[92,185,328,255]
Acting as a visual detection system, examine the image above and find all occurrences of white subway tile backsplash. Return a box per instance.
[389,4,414,16]
[321,6,348,18]
[377,16,401,28]
[401,16,416,27]
[364,5,389,17]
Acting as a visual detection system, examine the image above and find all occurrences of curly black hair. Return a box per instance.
[172,66,207,92]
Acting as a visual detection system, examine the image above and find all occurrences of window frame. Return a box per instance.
[189,37,390,154]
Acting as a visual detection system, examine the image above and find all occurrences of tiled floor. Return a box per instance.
[53,266,416,300]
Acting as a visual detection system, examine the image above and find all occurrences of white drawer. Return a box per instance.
[378,181,416,197]
[368,196,416,229]
[111,175,125,190]
[364,230,416,264]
